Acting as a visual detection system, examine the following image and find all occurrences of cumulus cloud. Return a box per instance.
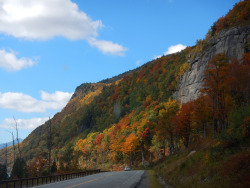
[153,44,187,59]
[0,49,37,71]
[88,38,127,56]
[0,0,102,40]
[0,0,127,56]
[164,44,187,55]
[153,55,162,60]
[0,117,49,129]
[40,91,73,109]
[0,91,73,113]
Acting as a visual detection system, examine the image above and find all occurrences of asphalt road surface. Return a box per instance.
[34,170,145,188]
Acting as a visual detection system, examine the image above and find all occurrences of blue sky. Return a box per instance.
[0,0,240,143]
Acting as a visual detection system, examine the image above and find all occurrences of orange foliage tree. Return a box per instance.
[173,101,195,149]
[202,53,230,134]
[192,95,212,139]
[121,133,139,166]
[157,99,180,155]
[226,58,250,108]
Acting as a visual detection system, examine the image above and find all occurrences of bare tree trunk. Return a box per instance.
[155,138,162,160]
[176,139,180,152]
[140,144,145,167]
[170,132,174,156]
[13,117,21,159]
[11,131,16,163]
[130,152,135,167]
[130,154,133,167]
[5,143,7,166]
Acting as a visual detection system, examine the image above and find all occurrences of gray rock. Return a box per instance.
[173,25,250,103]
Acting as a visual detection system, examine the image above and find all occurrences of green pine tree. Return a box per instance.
[0,164,8,180]
[11,158,27,179]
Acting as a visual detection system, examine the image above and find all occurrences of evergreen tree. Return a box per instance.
[11,158,27,179]
[0,164,8,180]
[51,161,57,173]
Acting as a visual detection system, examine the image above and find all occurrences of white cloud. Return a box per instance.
[164,44,187,55]
[0,0,102,40]
[153,44,187,60]
[88,38,127,56]
[0,117,49,129]
[0,0,127,56]
[0,49,37,71]
[41,91,73,109]
[0,91,73,113]
[153,55,162,60]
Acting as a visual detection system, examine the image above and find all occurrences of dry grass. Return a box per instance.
[148,170,163,188]
[154,147,250,188]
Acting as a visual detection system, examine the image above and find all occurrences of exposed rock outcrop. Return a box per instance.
[173,25,250,103]
[71,83,97,100]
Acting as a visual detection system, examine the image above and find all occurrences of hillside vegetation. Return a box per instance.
[0,1,249,186]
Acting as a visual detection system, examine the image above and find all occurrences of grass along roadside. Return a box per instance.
[147,170,163,188]
[153,148,250,188]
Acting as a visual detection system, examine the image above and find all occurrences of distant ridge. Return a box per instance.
[0,138,23,149]
[98,66,141,84]
[98,60,156,84]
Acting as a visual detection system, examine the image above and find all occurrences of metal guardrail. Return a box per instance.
[0,169,101,188]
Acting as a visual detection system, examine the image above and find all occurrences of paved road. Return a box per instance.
[34,170,144,188]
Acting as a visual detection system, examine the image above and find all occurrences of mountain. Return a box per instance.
[174,24,250,103]
[0,1,249,185]
[0,138,23,149]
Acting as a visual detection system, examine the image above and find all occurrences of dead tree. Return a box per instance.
[5,143,7,166]
[7,131,16,163]
[6,130,16,164]
[13,117,22,159]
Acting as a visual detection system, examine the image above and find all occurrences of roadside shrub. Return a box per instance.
[179,161,186,170]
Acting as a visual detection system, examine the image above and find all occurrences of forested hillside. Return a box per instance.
[0,1,249,186]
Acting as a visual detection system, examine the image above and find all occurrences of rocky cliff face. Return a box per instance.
[173,25,250,103]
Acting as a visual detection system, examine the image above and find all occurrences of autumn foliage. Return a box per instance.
[208,0,250,36]
[72,51,249,171]
[0,1,249,181]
